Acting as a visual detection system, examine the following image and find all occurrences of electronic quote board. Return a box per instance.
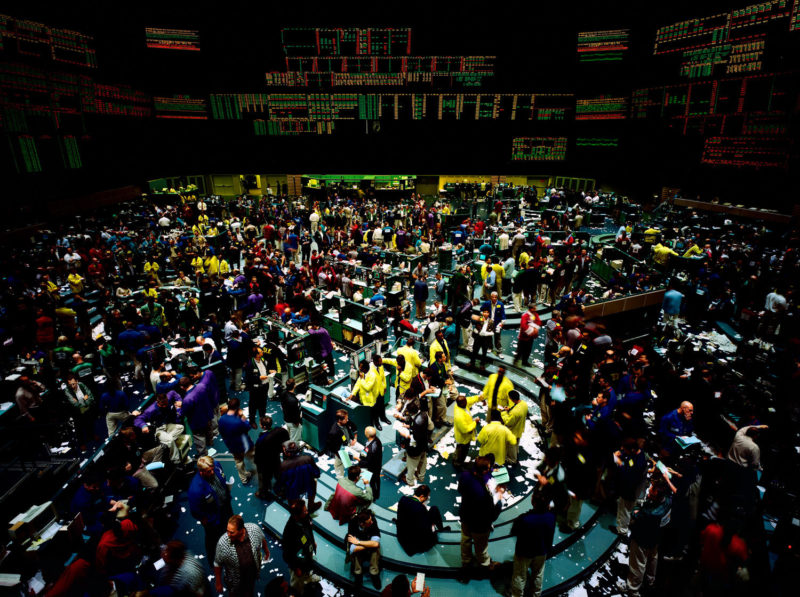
[577,29,630,63]
[145,27,201,51]
[511,137,568,161]
[0,13,96,68]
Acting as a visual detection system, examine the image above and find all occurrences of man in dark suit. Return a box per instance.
[245,345,271,429]
[409,367,440,425]
[278,378,302,443]
[480,291,506,352]
[400,401,429,487]
[413,274,429,319]
[360,426,383,500]
[471,309,496,371]
[181,297,203,334]
[573,248,592,291]
[396,484,448,555]
[458,456,503,579]
[254,415,289,499]
[327,409,358,479]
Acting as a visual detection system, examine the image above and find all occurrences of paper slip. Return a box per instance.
[444,511,459,521]
[506,494,524,506]
[27,573,45,594]
[447,483,459,490]
[0,574,21,587]
[388,503,399,512]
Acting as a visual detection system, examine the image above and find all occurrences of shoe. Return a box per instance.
[250,422,257,430]
[380,417,391,424]
[487,560,501,572]
[309,501,323,513]
[375,421,383,431]
[242,475,252,486]
[457,567,471,584]
[370,574,382,589]
[398,472,407,484]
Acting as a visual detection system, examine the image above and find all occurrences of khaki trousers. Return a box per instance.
[511,554,546,597]
[460,523,491,567]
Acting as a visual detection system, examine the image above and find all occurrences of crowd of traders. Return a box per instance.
[0,187,796,597]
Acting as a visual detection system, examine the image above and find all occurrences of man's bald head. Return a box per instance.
[679,402,694,420]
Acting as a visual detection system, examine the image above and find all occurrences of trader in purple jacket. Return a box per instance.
[308,322,335,373]
[133,392,184,464]
[178,369,219,457]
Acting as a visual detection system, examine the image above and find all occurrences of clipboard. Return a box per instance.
[338,448,352,469]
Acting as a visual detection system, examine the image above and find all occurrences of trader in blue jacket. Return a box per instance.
[658,401,695,454]
[480,291,506,353]
[188,455,232,561]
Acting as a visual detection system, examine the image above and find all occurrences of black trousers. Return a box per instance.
[202,508,232,561]
[473,335,491,367]
[248,386,268,425]
[516,338,534,365]
[493,330,503,351]
[369,469,381,500]
[428,505,444,531]
[454,442,470,468]
[372,388,389,422]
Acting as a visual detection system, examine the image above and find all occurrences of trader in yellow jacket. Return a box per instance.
[204,254,220,277]
[482,367,514,421]
[387,354,415,401]
[453,394,484,469]
[368,355,392,428]
[397,338,423,378]
[500,391,528,465]
[347,360,380,428]
[477,410,517,466]
[429,330,452,372]
[191,255,205,275]
[143,260,160,285]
